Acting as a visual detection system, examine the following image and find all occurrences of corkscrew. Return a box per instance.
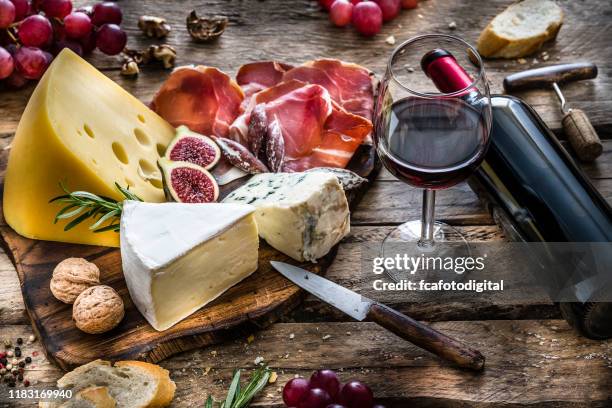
[503,62,602,162]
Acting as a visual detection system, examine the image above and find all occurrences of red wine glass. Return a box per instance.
[373,34,492,254]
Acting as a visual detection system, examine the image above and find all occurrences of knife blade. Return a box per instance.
[271,261,485,371]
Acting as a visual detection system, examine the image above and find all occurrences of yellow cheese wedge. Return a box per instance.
[3,49,175,247]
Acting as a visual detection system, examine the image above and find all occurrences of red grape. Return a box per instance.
[14,46,49,79]
[64,11,92,39]
[91,2,122,26]
[352,1,383,36]
[339,381,374,408]
[80,31,96,54]
[95,23,126,55]
[0,46,14,79]
[0,0,15,28]
[298,388,332,408]
[283,377,311,407]
[18,15,52,47]
[53,39,82,56]
[10,0,28,20]
[329,0,353,27]
[310,370,341,400]
[5,69,28,88]
[40,0,72,18]
[374,0,401,22]
[401,0,417,9]
[75,4,92,16]
[318,0,335,11]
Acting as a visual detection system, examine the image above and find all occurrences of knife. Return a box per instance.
[271,261,485,371]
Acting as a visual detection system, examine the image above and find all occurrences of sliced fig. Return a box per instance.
[213,136,269,174]
[165,125,221,170]
[158,157,219,203]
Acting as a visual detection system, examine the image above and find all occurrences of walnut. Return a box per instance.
[138,15,171,39]
[50,258,100,304]
[73,286,125,334]
[186,10,227,42]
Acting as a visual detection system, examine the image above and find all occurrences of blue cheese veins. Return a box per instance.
[223,172,350,262]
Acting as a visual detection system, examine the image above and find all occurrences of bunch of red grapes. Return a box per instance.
[283,369,385,408]
[320,0,418,36]
[0,0,126,88]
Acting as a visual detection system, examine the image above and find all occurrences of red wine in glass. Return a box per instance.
[379,97,490,189]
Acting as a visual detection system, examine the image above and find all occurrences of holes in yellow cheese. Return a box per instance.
[83,124,95,139]
[156,143,166,157]
[137,114,146,124]
[134,128,151,146]
[112,142,129,164]
[148,178,163,189]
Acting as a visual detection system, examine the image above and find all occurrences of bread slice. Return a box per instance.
[44,360,175,408]
[477,0,563,58]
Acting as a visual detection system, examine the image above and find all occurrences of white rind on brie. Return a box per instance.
[223,172,350,262]
[120,201,259,331]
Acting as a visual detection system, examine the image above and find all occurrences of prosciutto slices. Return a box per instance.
[151,66,244,137]
[236,58,375,120]
[246,82,372,171]
[151,59,374,177]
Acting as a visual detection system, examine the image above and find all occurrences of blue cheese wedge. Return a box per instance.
[223,172,350,262]
[120,201,259,331]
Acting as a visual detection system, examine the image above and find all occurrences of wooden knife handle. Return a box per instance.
[563,109,603,162]
[367,303,485,371]
[503,63,597,91]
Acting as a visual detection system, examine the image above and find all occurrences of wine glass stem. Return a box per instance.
[419,189,436,247]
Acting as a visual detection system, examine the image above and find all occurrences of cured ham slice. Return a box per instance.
[151,66,244,138]
[235,59,375,120]
[280,102,372,171]
[284,59,375,120]
[236,61,294,107]
[230,80,306,145]
[248,83,372,172]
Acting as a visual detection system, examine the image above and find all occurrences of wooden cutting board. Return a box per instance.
[0,144,378,371]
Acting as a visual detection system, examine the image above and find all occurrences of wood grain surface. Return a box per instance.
[1,0,612,406]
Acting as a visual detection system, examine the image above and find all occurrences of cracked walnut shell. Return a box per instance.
[50,258,100,304]
[73,285,125,334]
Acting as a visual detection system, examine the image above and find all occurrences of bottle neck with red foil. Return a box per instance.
[420,49,474,94]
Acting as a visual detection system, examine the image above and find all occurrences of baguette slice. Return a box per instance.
[43,360,175,408]
[477,0,563,58]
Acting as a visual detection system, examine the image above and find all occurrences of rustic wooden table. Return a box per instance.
[1,0,611,406]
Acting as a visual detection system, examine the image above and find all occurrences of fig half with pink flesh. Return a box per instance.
[158,158,219,203]
[165,126,221,170]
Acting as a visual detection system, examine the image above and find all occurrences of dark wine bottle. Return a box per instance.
[421,49,612,339]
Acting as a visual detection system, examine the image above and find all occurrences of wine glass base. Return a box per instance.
[380,220,471,282]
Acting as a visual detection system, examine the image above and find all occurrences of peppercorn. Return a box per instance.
[6,350,13,358]
[24,379,30,387]
[0,358,6,365]
[18,367,24,374]
[8,381,15,387]
[25,357,32,364]
[0,368,6,375]
[16,338,23,345]
[18,361,25,368]
[14,347,21,358]
[5,363,12,370]
[3,339,11,348]
[17,374,23,382]
[0,352,6,359]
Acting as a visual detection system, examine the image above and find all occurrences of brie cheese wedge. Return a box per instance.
[223,172,350,262]
[120,201,259,331]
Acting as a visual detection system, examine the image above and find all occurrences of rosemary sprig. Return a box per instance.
[206,366,271,408]
[49,182,142,233]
